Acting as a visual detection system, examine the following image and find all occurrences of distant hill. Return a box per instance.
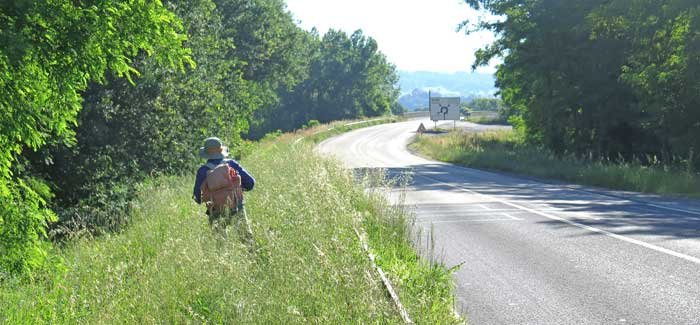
[397,71,497,111]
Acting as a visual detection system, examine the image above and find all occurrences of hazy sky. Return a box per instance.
[284,0,498,74]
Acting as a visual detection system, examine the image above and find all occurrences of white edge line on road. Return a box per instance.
[501,212,523,221]
[567,185,700,218]
[421,175,700,266]
[445,162,700,218]
[477,204,492,210]
[417,218,522,224]
[645,202,700,217]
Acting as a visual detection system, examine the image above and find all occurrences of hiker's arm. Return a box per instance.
[192,167,208,203]
[228,160,255,191]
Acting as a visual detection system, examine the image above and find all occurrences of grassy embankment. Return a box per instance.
[301,116,402,144]
[411,129,700,197]
[464,111,508,125]
[1,120,460,324]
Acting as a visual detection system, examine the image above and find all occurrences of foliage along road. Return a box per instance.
[318,118,700,325]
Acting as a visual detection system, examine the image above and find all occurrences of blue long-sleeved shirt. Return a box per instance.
[193,159,255,204]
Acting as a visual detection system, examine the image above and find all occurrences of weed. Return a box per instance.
[1,128,459,324]
[411,129,700,197]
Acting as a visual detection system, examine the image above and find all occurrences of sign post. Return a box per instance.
[429,90,436,129]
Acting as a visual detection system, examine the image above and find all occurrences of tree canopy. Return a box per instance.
[249,28,399,138]
[464,0,700,164]
[1,0,399,277]
[0,0,191,276]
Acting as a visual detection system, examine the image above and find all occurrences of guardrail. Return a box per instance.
[402,111,430,119]
[293,117,392,146]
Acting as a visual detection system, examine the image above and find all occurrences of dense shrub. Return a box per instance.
[2,0,400,277]
[0,0,190,277]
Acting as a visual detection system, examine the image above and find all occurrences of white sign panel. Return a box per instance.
[430,97,461,121]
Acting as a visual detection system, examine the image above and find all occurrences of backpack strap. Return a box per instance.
[205,159,231,170]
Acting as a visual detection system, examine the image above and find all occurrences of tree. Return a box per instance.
[1,0,402,278]
[0,0,191,276]
[590,0,700,163]
[28,0,273,235]
[465,97,503,112]
[248,28,400,138]
[463,0,700,163]
[216,0,316,138]
[294,30,398,124]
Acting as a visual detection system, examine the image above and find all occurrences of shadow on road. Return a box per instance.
[353,164,700,240]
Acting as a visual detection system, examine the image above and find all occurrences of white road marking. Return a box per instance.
[417,218,522,224]
[502,212,524,221]
[420,174,700,266]
[478,204,493,210]
[449,162,700,218]
[414,210,519,217]
[562,210,605,221]
[417,207,569,214]
[645,202,700,217]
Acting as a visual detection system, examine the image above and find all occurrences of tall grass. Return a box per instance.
[305,116,402,143]
[352,169,460,324]
[1,133,459,324]
[465,111,508,125]
[411,129,700,196]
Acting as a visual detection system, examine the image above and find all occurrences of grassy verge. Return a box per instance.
[411,129,700,197]
[1,129,459,323]
[464,111,508,125]
[352,170,460,324]
[302,116,402,143]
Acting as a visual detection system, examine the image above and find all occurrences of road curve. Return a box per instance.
[317,119,700,325]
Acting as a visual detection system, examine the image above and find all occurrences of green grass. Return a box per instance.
[464,111,508,125]
[352,170,460,324]
[411,129,700,197]
[1,130,460,324]
[303,115,402,143]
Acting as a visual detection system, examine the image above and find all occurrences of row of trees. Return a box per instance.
[1,0,399,277]
[461,97,503,112]
[460,97,516,123]
[464,0,700,165]
[250,29,400,137]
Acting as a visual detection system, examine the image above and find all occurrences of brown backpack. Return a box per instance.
[201,161,244,213]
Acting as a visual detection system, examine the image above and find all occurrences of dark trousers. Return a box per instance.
[207,206,253,243]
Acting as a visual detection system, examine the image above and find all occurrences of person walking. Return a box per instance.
[193,137,255,241]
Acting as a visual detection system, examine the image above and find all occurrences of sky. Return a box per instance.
[284,0,499,74]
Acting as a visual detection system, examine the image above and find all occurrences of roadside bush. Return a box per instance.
[412,130,700,196]
[305,120,321,129]
[0,0,190,278]
[0,179,57,277]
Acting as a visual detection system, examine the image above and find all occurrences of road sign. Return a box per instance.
[430,97,460,121]
[417,123,426,134]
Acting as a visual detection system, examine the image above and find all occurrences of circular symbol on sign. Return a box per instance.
[440,105,449,119]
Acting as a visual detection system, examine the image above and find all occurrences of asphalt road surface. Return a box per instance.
[317,119,700,325]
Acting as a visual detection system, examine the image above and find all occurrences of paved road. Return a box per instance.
[318,119,700,325]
